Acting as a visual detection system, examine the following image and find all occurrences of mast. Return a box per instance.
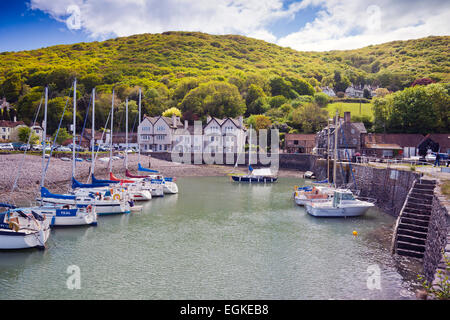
[109,89,114,173]
[91,87,96,177]
[248,124,252,168]
[138,88,141,165]
[333,110,338,188]
[327,117,330,184]
[40,86,48,189]
[125,98,128,169]
[72,79,77,179]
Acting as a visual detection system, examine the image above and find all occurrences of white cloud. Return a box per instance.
[278,0,450,51]
[29,0,302,39]
[29,0,450,51]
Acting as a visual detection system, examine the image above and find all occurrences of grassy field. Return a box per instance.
[326,102,374,120]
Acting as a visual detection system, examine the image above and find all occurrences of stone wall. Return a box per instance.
[423,194,450,283]
[350,165,420,216]
[149,152,318,171]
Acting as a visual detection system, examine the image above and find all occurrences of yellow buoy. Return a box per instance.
[353,230,358,236]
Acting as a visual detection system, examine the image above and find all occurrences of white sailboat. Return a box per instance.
[0,206,51,250]
[38,83,130,216]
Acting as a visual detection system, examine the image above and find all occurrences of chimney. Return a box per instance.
[344,112,351,123]
[184,120,188,130]
[172,114,177,127]
[206,115,211,123]
[238,116,243,128]
[13,116,17,123]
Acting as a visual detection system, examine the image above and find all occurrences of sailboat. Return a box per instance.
[38,83,131,215]
[231,125,277,183]
[123,89,177,195]
[304,111,374,217]
[0,204,51,250]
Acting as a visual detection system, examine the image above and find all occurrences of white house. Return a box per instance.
[137,114,246,154]
[0,119,27,142]
[137,114,185,152]
[320,86,336,97]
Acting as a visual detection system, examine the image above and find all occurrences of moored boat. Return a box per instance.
[0,206,51,250]
[305,189,375,217]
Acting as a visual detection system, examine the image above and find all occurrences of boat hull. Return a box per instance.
[23,206,97,227]
[39,198,130,216]
[305,204,373,217]
[0,222,50,250]
[163,182,178,194]
[232,176,277,183]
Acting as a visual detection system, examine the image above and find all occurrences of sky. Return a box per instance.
[0,0,449,53]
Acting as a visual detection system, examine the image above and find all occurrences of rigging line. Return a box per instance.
[86,109,112,183]
[75,94,92,164]
[42,84,74,186]
[11,93,44,193]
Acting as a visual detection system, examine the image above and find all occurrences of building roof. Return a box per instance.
[420,134,450,150]
[0,120,26,128]
[364,133,425,147]
[351,122,367,134]
[285,134,316,141]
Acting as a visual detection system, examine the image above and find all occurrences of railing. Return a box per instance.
[391,179,417,254]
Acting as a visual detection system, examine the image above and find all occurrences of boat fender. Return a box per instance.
[8,221,20,232]
[113,194,121,201]
[86,205,92,213]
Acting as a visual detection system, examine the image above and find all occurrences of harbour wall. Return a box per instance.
[149,152,318,171]
[423,194,450,283]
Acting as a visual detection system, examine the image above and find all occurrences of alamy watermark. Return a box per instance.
[169,122,280,172]
[66,265,81,290]
[366,264,382,291]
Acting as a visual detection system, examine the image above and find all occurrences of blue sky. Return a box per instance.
[0,1,448,53]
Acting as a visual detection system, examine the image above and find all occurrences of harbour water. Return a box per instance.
[0,177,422,299]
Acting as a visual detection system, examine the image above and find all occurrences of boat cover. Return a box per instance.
[138,163,159,173]
[41,187,76,200]
[92,175,120,184]
[72,177,109,189]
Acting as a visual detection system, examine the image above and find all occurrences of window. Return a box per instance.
[351,129,355,134]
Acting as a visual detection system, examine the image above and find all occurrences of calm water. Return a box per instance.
[0,177,422,300]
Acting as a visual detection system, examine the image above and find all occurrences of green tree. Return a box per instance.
[180,81,245,119]
[247,114,272,131]
[287,77,315,96]
[314,92,330,107]
[269,77,292,98]
[1,72,23,102]
[289,103,328,133]
[18,126,39,144]
[162,107,182,117]
[372,83,449,134]
[52,127,72,145]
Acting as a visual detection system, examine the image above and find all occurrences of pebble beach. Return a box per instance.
[0,153,305,204]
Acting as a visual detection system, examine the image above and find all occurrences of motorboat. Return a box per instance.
[294,185,334,206]
[305,189,375,217]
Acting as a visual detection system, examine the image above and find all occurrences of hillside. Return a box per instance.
[0,32,448,91]
[0,32,448,135]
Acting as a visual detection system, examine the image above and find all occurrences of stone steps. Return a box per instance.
[396,248,424,259]
[393,179,436,260]
[397,227,428,239]
[397,222,429,233]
